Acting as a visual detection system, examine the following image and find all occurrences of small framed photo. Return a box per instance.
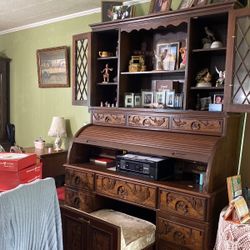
[155,91,166,105]
[101,1,122,22]
[124,93,134,107]
[112,5,134,20]
[155,42,179,71]
[200,96,212,111]
[149,0,172,14]
[134,94,141,107]
[166,90,175,107]
[178,0,195,9]
[36,46,69,88]
[193,0,208,7]
[142,91,154,107]
[213,94,224,104]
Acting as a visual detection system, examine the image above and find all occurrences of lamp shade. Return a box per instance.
[48,116,67,138]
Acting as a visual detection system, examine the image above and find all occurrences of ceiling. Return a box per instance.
[0,0,136,34]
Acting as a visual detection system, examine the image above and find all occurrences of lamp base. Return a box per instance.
[54,136,62,151]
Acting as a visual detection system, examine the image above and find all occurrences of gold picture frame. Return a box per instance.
[36,46,69,88]
[149,0,172,14]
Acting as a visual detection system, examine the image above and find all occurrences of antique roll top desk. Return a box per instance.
[62,2,250,249]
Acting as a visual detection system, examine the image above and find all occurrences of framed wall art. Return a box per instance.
[193,0,208,6]
[36,46,69,88]
[101,1,122,22]
[155,42,180,71]
[149,0,172,14]
[178,0,195,9]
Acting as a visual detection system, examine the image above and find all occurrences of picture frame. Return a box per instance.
[142,91,154,107]
[124,93,134,108]
[193,0,208,6]
[36,46,69,88]
[213,94,224,104]
[112,5,135,20]
[101,1,122,22]
[178,0,195,9]
[149,0,172,14]
[155,91,166,105]
[155,42,179,71]
[166,90,175,107]
[134,93,141,107]
[200,96,212,110]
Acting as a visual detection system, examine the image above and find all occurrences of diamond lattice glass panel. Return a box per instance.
[232,16,250,105]
[73,36,88,105]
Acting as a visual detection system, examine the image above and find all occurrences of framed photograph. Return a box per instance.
[178,0,195,9]
[142,91,154,107]
[155,42,179,71]
[125,93,134,108]
[200,96,212,110]
[112,5,134,20]
[155,91,166,105]
[101,1,122,22]
[36,46,69,88]
[134,94,141,107]
[213,94,224,104]
[149,0,172,14]
[193,0,208,6]
[166,90,175,107]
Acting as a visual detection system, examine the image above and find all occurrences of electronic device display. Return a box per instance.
[116,153,174,180]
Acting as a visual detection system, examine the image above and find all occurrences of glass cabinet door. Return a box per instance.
[225,8,250,112]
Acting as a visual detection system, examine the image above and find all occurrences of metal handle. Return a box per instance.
[78,217,90,224]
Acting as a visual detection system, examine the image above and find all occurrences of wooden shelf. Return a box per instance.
[97,56,118,60]
[191,86,224,90]
[121,69,185,75]
[97,82,118,85]
[192,47,226,53]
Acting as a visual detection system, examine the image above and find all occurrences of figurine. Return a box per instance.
[179,47,187,69]
[101,64,113,82]
[215,66,225,87]
[196,68,212,87]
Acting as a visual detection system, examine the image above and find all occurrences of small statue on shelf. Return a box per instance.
[202,26,223,49]
[215,66,225,87]
[196,68,212,87]
[179,47,187,69]
[101,64,113,83]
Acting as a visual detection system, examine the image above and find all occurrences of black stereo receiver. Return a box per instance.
[116,154,174,180]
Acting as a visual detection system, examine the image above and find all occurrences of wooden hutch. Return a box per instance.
[62,2,250,249]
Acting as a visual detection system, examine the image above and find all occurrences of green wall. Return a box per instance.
[0,2,150,148]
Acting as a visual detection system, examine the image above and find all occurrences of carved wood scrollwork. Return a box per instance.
[172,118,223,134]
[128,115,169,129]
[158,217,203,249]
[96,175,156,208]
[65,169,94,190]
[160,191,205,220]
[92,112,126,125]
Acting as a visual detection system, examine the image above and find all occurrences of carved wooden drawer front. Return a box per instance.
[128,114,169,129]
[159,190,206,221]
[95,174,157,209]
[65,168,94,191]
[158,216,204,250]
[171,118,223,135]
[92,112,126,126]
[65,187,99,212]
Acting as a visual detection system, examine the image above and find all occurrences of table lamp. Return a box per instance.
[48,116,67,151]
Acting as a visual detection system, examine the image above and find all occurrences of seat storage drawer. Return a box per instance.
[95,174,157,209]
[65,187,101,212]
[159,189,206,221]
[65,167,94,191]
[157,216,204,250]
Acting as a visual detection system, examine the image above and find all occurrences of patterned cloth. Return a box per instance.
[0,178,63,250]
[214,207,250,250]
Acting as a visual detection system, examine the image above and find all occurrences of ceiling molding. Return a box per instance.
[0,0,150,36]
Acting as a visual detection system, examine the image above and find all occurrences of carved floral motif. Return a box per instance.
[172,118,223,134]
[96,175,156,208]
[160,191,205,220]
[128,115,169,129]
[92,112,125,125]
